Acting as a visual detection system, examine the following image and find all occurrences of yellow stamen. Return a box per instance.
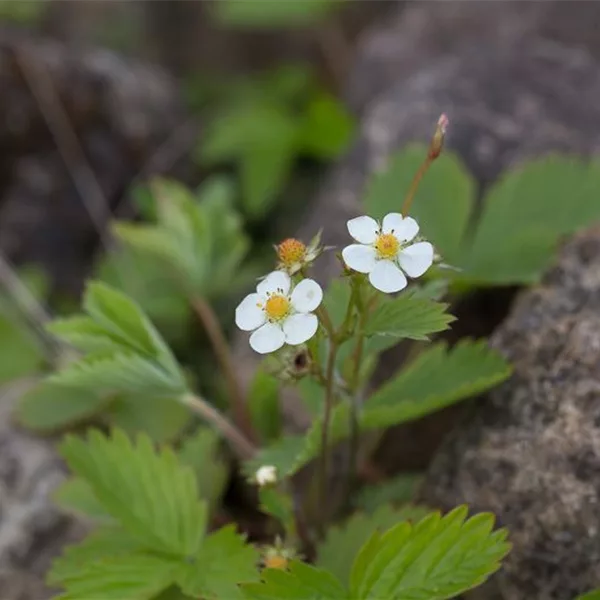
[264,294,290,320]
[277,238,306,267]
[375,233,400,259]
[264,555,289,570]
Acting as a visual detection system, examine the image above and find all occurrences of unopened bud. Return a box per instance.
[255,465,277,486]
[428,113,449,160]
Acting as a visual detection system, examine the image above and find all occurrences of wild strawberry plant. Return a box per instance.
[5,114,600,599]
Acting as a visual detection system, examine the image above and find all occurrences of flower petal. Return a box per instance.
[347,216,379,244]
[394,216,420,242]
[342,244,377,274]
[368,260,407,293]
[257,270,291,297]
[398,242,434,278]
[283,313,318,345]
[381,212,405,234]
[235,293,266,331]
[249,323,285,354]
[291,279,323,313]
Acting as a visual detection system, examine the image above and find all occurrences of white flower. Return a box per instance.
[235,270,323,354]
[255,465,277,486]
[342,213,434,293]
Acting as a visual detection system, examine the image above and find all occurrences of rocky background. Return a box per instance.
[2,1,600,598]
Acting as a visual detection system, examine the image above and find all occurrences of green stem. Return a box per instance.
[316,335,338,535]
[181,393,257,460]
[191,296,256,444]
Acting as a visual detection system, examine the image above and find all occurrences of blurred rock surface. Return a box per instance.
[422,228,600,599]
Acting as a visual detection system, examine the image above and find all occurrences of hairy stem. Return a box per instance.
[316,336,338,535]
[191,296,256,443]
[401,156,433,216]
[181,394,256,460]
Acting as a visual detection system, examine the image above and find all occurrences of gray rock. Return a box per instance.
[422,228,600,599]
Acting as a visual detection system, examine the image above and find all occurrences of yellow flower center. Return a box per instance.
[375,233,400,259]
[264,294,290,321]
[264,555,289,570]
[277,238,306,267]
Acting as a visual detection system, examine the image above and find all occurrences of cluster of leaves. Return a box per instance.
[190,65,354,218]
[367,148,600,286]
[50,429,510,600]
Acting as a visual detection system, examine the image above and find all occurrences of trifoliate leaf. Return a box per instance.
[364,145,475,265]
[16,381,111,432]
[179,427,229,512]
[242,561,347,600]
[317,505,430,586]
[106,394,192,443]
[349,506,510,599]
[52,477,112,521]
[48,527,144,585]
[298,92,354,159]
[365,295,454,341]
[50,352,187,398]
[248,368,282,443]
[175,525,259,599]
[52,553,176,600]
[362,340,512,429]
[60,429,207,557]
[212,0,339,28]
[461,156,600,284]
[353,474,424,512]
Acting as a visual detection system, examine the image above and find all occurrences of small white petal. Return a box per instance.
[256,465,277,486]
[381,212,405,234]
[342,244,377,274]
[235,293,266,331]
[249,323,285,354]
[347,216,379,244]
[394,216,420,242]
[398,242,434,278]
[291,279,323,313]
[257,270,291,297]
[369,260,407,293]
[283,313,318,345]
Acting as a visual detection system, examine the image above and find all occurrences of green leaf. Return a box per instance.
[241,136,295,218]
[298,92,354,159]
[83,282,175,364]
[365,295,454,341]
[248,368,282,443]
[48,527,144,585]
[362,340,512,429]
[349,506,510,599]
[364,146,475,264]
[462,156,600,284]
[353,474,424,512]
[50,352,187,398]
[60,429,207,557]
[259,487,295,531]
[0,315,45,384]
[48,316,126,354]
[107,394,192,443]
[175,525,259,599]
[52,553,176,600]
[212,0,339,28]
[242,561,347,600]
[323,279,352,330]
[317,505,429,586]
[576,591,600,600]
[179,427,229,512]
[16,381,110,432]
[53,477,112,521]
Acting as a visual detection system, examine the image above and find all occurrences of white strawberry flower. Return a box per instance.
[342,213,434,293]
[236,270,323,354]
